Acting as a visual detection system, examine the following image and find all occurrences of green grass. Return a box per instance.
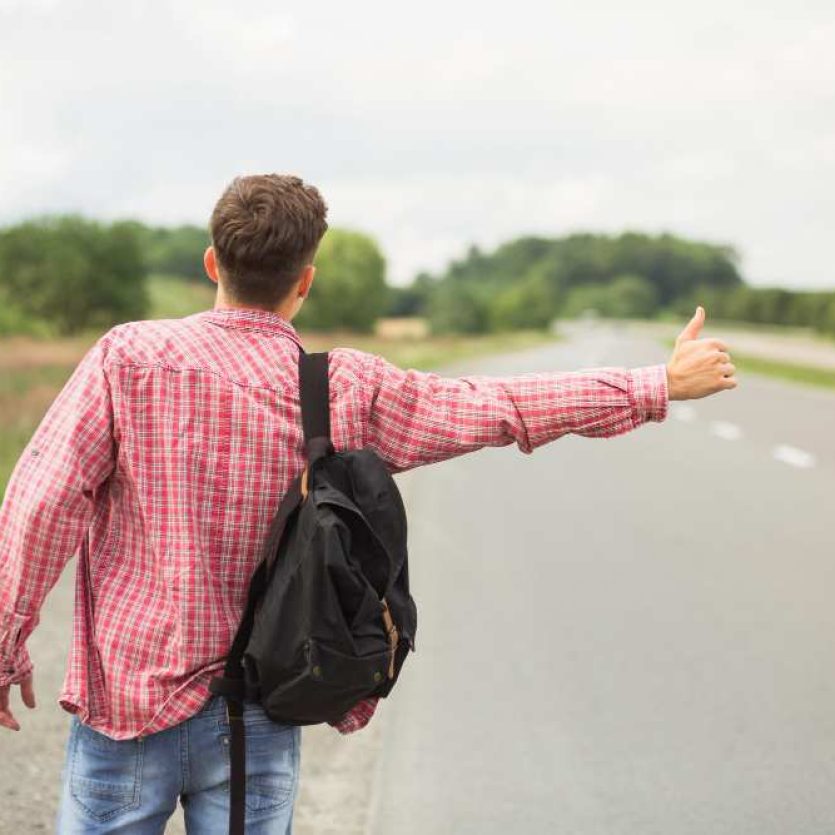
[660,337,835,390]
[0,424,40,489]
[727,352,835,389]
[148,273,217,319]
[0,365,79,490]
[0,364,77,396]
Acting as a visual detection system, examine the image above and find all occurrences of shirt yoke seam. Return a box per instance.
[106,361,301,398]
[199,320,304,343]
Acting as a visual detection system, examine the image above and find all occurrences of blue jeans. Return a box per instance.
[55,695,301,833]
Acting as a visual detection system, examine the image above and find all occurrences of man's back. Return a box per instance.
[0,304,671,741]
[62,306,380,738]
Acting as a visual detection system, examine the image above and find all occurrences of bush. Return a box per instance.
[428,282,491,335]
[487,272,556,331]
[0,215,149,336]
[409,231,741,333]
[560,274,657,320]
[0,285,55,337]
[294,229,388,333]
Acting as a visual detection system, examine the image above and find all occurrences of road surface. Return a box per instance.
[368,320,835,835]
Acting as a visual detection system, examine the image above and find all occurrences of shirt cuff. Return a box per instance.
[629,364,669,424]
[0,643,33,688]
[328,696,380,734]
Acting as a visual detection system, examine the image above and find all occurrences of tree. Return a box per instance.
[561,284,612,319]
[386,272,437,317]
[820,295,835,337]
[487,270,558,331]
[147,225,210,280]
[428,281,490,334]
[604,274,658,318]
[295,229,388,333]
[0,215,149,336]
[407,231,744,333]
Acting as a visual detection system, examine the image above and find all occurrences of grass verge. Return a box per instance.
[148,273,217,319]
[727,352,835,390]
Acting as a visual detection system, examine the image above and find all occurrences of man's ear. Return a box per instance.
[299,264,316,299]
[204,246,219,284]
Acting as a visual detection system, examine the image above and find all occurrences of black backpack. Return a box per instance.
[209,349,417,835]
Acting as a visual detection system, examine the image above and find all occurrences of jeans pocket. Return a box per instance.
[69,718,143,823]
[218,707,299,814]
[245,770,294,814]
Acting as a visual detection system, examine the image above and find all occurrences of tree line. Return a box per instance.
[390,232,835,338]
[0,217,387,336]
[0,216,832,338]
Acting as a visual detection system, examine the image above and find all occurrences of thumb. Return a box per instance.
[676,305,705,344]
[19,674,35,710]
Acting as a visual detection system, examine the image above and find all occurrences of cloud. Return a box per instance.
[0,0,833,287]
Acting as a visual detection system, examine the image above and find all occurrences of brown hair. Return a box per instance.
[209,173,328,308]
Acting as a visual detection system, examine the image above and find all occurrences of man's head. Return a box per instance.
[204,173,328,317]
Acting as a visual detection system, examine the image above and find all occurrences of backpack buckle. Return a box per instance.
[380,598,399,679]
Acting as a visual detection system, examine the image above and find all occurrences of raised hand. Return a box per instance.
[666,306,738,401]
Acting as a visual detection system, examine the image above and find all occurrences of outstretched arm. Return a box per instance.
[363,306,734,474]
[362,353,668,474]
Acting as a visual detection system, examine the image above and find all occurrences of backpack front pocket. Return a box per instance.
[263,637,392,724]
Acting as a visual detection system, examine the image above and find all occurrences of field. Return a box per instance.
[0,275,557,493]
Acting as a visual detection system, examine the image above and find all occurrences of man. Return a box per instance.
[0,173,737,833]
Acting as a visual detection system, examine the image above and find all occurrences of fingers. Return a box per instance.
[669,327,739,399]
[678,337,729,355]
[0,711,20,731]
[0,686,20,732]
[20,674,36,710]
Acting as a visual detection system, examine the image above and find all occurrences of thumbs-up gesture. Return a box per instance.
[666,306,738,401]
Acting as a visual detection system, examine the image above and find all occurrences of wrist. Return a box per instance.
[666,364,682,401]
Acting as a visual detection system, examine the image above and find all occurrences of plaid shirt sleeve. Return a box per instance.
[0,335,116,687]
[361,355,669,474]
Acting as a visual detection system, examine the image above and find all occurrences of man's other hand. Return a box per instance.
[666,306,738,401]
[0,674,36,731]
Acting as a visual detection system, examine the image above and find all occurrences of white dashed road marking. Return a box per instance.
[709,421,743,441]
[671,404,697,422]
[772,445,817,469]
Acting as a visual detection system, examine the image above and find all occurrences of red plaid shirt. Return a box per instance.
[0,306,668,739]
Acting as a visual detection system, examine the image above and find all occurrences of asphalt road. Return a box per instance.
[368,321,835,835]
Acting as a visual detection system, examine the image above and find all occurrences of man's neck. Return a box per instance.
[213,291,295,322]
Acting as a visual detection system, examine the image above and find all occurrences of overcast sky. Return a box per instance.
[1,0,833,288]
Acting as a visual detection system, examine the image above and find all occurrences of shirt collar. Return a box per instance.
[194,306,304,348]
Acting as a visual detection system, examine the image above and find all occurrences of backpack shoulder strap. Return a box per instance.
[211,349,330,835]
[299,350,332,462]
